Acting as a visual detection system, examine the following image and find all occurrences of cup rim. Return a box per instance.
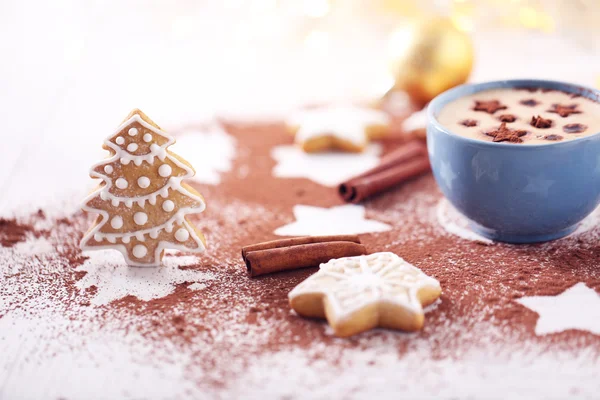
[427,79,600,149]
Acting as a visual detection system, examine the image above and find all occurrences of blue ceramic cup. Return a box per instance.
[427,79,600,243]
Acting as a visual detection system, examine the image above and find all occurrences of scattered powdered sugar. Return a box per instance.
[12,235,55,256]
[76,250,214,306]
[0,309,200,399]
[170,124,236,185]
[224,342,600,399]
[271,144,382,187]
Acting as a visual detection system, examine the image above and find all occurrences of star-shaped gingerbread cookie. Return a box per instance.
[288,252,441,337]
[286,105,390,153]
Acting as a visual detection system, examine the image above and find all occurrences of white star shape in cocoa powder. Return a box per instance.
[270,144,382,187]
[515,283,600,336]
[274,205,391,236]
[288,252,442,337]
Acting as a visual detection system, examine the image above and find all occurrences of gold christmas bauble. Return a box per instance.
[388,17,474,106]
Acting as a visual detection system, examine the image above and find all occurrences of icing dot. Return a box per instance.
[122,236,131,244]
[158,164,172,177]
[127,143,138,152]
[110,216,123,229]
[143,133,152,142]
[134,212,148,225]
[120,158,130,165]
[137,176,150,188]
[128,127,138,136]
[104,165,113,174]
[94,233,102,241]
[115,178,128,189]
[162,200,175,212]
[115,136,125,145]
[175,228,189,242]
[132,244,147,258]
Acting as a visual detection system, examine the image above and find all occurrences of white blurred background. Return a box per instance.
[0,0,599,212]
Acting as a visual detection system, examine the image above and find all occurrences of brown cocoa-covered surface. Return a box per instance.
[1,120,599,398]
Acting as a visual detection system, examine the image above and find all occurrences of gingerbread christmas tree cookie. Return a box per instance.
[289,252,441,337]
[80,109,207,267]
[286,105,390,153]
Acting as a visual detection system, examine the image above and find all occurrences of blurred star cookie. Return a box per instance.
[288,252,441,337]
[286,105,390,153]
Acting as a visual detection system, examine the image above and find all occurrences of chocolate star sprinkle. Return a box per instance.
[498,114,517,123]
[530,115,553,129]
[547,104,582,117]
[563,123,588,134]
[520,99,540,107]
[473,100,507,114]
[460,119,478,127]
[485,122,528,143]
[543,134,563,141]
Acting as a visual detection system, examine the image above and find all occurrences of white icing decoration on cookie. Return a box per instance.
[133,244,147,258]
[115,178,128,189]
[110,216,123,229]
[134,212,148,226]
[289,252,441,328]
[162,200,175,212]
[137,176,150,188]
[288,105,390,148]
[159,164,172,177]
[104,165,113,174]
[128,127,138,136]
[143,133,152,142]
[127,143,138,152]
[175,228,189,242]
[116,137,125,145]
[81,113,207,267]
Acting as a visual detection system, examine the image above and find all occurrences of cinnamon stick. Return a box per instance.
[242,235,365,277]
[338,140,430,203]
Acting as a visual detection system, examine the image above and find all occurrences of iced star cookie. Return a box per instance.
[288,252,441,337]
[80,109,207,267]
[286,105,390,153]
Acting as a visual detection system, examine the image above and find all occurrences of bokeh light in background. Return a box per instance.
[0,0,598,144]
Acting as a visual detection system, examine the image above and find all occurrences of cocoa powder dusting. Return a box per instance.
[0,218,34,247]
[1,120,599,398]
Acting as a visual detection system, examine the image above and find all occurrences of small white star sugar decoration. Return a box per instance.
[271,144,382,187]
[288,252,442,337]
[274,204,391,236]
[287,105,390,152]
[516,283,600,336]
